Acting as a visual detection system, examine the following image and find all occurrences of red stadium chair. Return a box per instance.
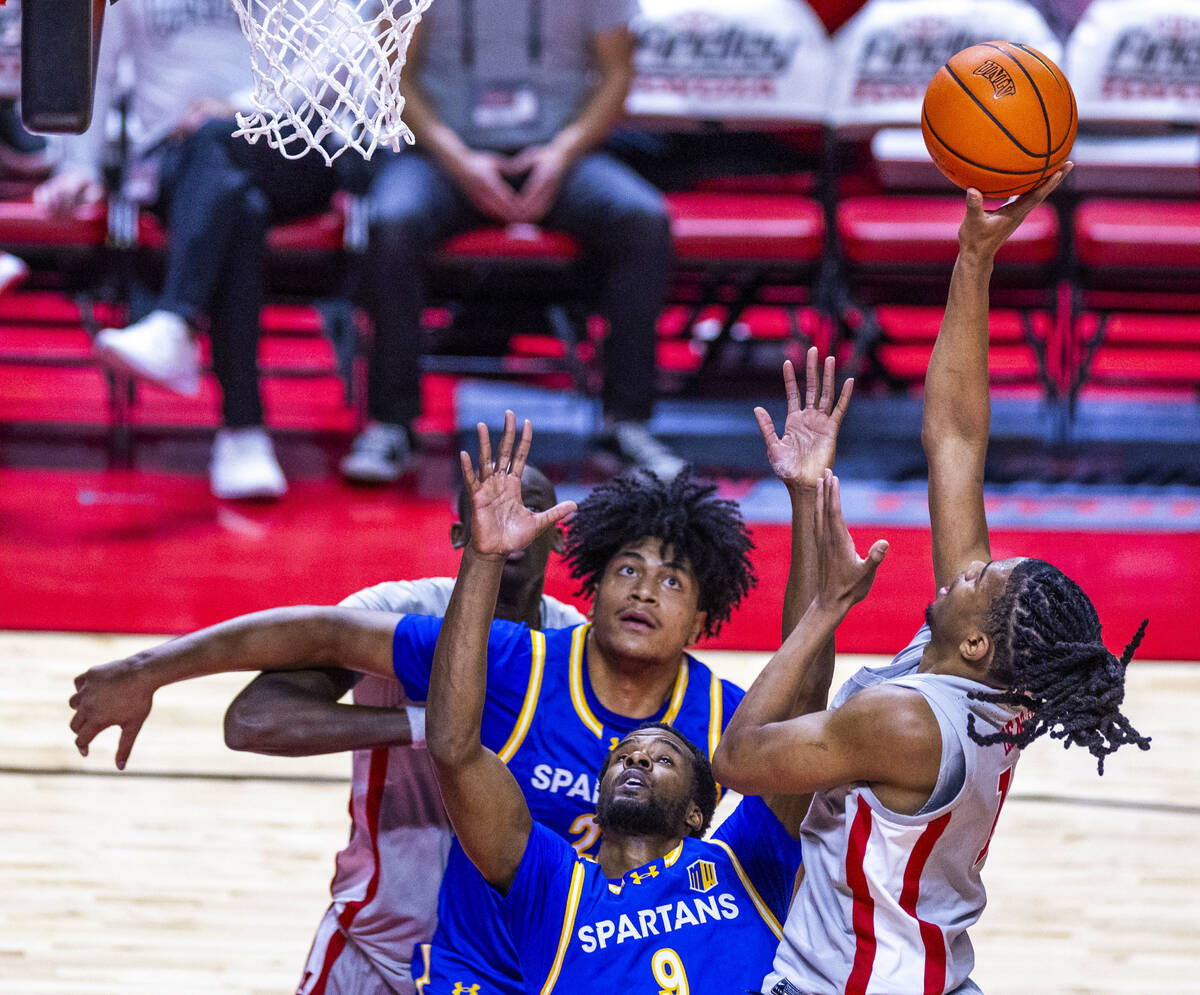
[822,0,1066,405]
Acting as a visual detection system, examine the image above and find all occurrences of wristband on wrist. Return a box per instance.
[405,705,426,749]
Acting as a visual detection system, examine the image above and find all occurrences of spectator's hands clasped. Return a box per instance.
[755,348,854,492]
[451,149,523,223]
[503,143,569,223]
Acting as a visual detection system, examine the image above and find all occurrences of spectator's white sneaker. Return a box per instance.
[340,421,413,483]
[209,427,288,501]
[94,310,201,396]
[598,421,687,480]
[0,251,29,296]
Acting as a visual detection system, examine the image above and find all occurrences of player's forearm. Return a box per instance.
[119,607,394,695]
[782,486,836,709]
[923,253,994,452]
[224,671,415,756]
[714,600,844,778]
[426,548,505,768]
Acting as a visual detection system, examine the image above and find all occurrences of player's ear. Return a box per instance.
[960,630,992,665]
[684,799,704,836]
[549,524,565,554]
[450,522,466,549]
[686,611,707,646]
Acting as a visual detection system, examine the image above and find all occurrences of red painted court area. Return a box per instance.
[1,467,1193,661]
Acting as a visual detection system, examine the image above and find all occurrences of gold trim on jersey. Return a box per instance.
[569,624,690,738]
[541,859,587,995]
[414,943,431,994]
[497,630,546,763]
[708,838,785,938]
[661,661,689,725]
[662,840,685,868]
[568,624,604,737]
[707,671,722,759]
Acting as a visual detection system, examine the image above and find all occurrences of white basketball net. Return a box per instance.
[229,0,434,164]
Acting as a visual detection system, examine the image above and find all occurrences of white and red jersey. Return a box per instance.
[764,628,1027,995]
[303,578,584,994]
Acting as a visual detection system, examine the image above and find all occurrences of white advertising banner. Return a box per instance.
[627,0,832,126]
[827,0,1059,133]
[1066,0,1200,125]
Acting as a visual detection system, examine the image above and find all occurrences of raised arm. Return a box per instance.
[750,351,853,834]
[713,474,913,807]
[427,413,576,892]
[922,168,1070,590]
[69,606,400,768]
[755,348,854,640]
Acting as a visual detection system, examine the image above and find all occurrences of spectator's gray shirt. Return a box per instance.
[415,0,638,151]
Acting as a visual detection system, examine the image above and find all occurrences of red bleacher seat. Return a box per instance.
[838,198,1060,269]
[439,226,580,262]
[136,201,349,253]
[667,192,824,263]
[0,199,109,247]
[1074,200,1200,273]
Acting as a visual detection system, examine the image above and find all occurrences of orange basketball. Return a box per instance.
[921,41,1076,198]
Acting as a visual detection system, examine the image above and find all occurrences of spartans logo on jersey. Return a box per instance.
[687,859,717,893]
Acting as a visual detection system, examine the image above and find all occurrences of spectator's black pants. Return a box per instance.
[153,121,338,427]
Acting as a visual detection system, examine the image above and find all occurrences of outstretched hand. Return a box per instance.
[460,411,576,558]
[814,470,888,613]
[958,162,1073,262]
[755,348,853,490]
[68,657,153,769]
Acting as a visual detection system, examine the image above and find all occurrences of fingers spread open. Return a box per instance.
[510,419,533,479]
[495,410,516,472]
[803,349,817,409]
[476,421,492,476]
[819,354,835,412]
[459,450,478,490]
[780,359,800,414]
[753,406,778,447]
[832,376,854,424]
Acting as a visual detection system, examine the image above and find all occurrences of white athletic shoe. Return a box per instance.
[597,421,686,480]
[0,251,29,296]
[209,427,288,501]
[339,421,413,483]
[93,309,201,396]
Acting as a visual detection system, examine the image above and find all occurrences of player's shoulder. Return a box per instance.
[834,682,942,754]
[339,576,456,614]
[539,595,587,630]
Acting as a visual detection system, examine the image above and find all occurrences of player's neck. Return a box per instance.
[586,632,682,719]
[596,830,683,879]
[918,641,1000,686]
[494,590,542,628]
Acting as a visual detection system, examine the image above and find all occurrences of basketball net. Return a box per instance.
[229,0,434,164]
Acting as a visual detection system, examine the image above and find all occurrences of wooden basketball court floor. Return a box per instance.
[3,630,1199,994]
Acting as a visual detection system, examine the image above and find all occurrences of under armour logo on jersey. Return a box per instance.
[629,864,659,885]
[451,984,481,995]
[687,859,717,893]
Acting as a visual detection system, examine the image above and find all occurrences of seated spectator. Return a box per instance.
[344,0,684,483]
[34,0,347,500]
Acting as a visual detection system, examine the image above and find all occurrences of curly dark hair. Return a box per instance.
[597,721,718,837]
[563,468,755,638]
[967,558,1151,774]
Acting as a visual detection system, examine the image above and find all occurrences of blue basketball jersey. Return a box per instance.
[390,616,746,995]
[492,794,800,995]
